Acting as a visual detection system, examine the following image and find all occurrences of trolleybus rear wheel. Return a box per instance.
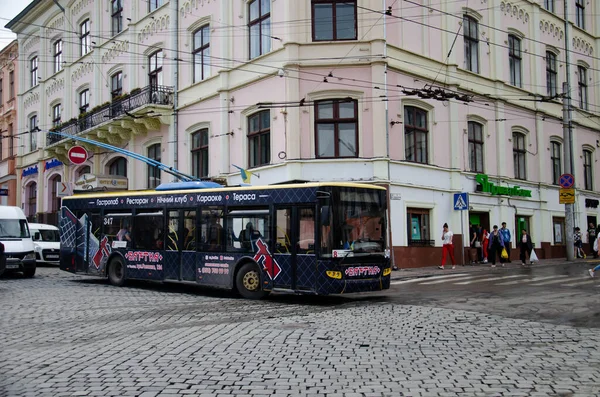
[108,257,126,286]
[236,262,267,299]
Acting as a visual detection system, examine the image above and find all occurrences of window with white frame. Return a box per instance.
[248,0,271,59]
[111,0,123,36]
[148,50,163,88]
[53,39,63,73]
[508,35,522,88]
[30,57,38,88]
[544,0,554,12]
[149,0,164,12]
[29,115,37,151]
[79,89,90,114]
[52,104,61,128]
[111,71,122,99]
[193,25,210,82]
[80,19,91,56]
[463,15,479,73]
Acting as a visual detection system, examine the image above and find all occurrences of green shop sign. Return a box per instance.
[476,174,532,198]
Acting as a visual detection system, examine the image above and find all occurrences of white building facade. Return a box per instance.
[5,0,600,267]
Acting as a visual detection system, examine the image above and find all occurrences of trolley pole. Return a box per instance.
[563,0,575,261]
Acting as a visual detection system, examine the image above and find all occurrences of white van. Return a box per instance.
[29,223,60,265]
[0,206,36,277]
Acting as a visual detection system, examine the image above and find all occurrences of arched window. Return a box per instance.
[578,65,588,110]
[27,183,37,218]
[546,52,557,96]
[108,157,127,177]
[77,165,91,178]
[513,132,526,180]
[508,34,522,88]
[192,129,209,178]
[404,106,428,164]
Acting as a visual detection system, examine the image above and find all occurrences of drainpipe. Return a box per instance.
[172,0,179,177]
[383,0,395,268]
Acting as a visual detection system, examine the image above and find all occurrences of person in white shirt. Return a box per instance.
[439,223,456,270]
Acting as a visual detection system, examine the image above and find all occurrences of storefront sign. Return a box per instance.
[74,173,128,191]
[475,174,532,198]
[44,159,63,171]
[21,166,38,178]
[585,199,599,208]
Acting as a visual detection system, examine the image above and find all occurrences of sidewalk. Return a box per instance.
[390,257,600,281]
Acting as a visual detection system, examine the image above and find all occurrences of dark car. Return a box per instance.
[0,242,6,277]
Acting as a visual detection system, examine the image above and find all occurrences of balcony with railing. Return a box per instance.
[47,85,173,146]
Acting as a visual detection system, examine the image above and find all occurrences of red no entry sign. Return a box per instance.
[68,146,88,165]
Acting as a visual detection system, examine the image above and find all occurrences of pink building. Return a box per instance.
[0,40,18,207]
[5,0,600,267]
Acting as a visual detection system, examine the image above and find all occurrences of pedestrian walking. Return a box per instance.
[481,228,490,263]
[499,222,512,263]
[518,229,533,266]
[574,227,586,258]
[439,223,456,270]
[588,223,597,259]
[589,263,600,278]
[488,225,505,268]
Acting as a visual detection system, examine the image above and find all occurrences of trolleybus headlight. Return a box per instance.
[326,270,342,279]
[383,268,392,276]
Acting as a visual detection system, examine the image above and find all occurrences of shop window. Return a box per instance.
[553,217,565,245]
[407,208,431,246]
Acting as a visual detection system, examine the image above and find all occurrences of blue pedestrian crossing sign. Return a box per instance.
[453,192,469,211]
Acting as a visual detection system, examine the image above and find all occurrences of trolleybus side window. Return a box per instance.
[103,211,132,248]
[226,208,270,253]
[275,208,292,254]
[166,211,180,251]
[298,208,316,254]
[132,209,163,250]
[183,210,197,251]
[200,207,224,252]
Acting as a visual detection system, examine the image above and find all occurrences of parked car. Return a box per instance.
[29,223,60,265]
[0,242,5,276]
[0,206,36,277]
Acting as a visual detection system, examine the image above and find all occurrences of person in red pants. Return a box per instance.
[481,228,490,263]
[439,223,456,270]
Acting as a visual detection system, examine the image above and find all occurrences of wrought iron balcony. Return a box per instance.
[47,85,173,146]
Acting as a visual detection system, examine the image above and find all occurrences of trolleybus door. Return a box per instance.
[164,209,197,282]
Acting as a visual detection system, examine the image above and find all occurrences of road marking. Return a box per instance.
[454,274,527,285]
[391,273,470,285]
[562,279,597,287]
[528,276,574,286]
[496,275,569,286]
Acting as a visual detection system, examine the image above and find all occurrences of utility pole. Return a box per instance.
[563,1,575,261]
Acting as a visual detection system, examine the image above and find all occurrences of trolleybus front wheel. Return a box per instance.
[108,257,126,287]
[236,262,267,300]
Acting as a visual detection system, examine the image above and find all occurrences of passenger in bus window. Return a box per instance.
[207,217,223,251]
[238,222,262,251]
[117,223,131,243]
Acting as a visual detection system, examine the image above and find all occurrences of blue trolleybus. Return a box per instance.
[59,182,391,298]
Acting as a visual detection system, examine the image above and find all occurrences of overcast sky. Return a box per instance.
[0,1,30,50]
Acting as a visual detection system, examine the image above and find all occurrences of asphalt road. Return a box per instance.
[0,264,599,397]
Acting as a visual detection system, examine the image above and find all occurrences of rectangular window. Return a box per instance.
[200,207,224,252]
[52,104,61,128]
[248,110,270,168]
[147,143,161,188]
[30,58,37,88]
[508,35,522,88]
[584,150,593,190]
[132,210,164,250]
[79,89,90,114]
[148,50,163,88]
[312,0,357,41]
[111,0,123,36]
[315,99,358,158]
[404,106,428,164]
[29,116,38,151]
[226,207,270,253]
[407,208,431,246]
[8,124,13,157]
[552,217,565,245]
[546,51,557,97]
[28,184,37,218]
[513,132,526,180]
[53,40,63,73]
[578,65,588,110]
[9,72,14,98]
[149,0,164,12]
[193,26,210,82]
[551,141,561,185]
[468,121,484,173]
[544,0,554,12]
[111,71,123,99]
[248,0,271,59]
[0,78,3,105]
[80,19,91,56]
[463,15,479,73]
[192,129,209,178]
[575,0,585,29]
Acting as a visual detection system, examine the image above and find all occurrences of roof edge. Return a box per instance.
[5,0,44,30]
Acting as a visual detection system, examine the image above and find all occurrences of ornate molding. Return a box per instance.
[500,2,529,24]
[23,36,40,53]
[121,119,147,136]
[46,15,65,36]
[138,15,170,43]
[101,41,129,64]
[46,78,65,97]
[71,0,93,17]
[71,61,94,83]
[180,0,214,19]
[572,36,594,56]
[24,92,40,109]
[135,117,161,131]
[539,19,564,42]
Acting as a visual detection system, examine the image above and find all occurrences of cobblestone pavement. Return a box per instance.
[1,267,599,397]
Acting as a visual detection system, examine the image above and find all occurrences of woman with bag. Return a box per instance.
[481,228,490,263]
[487,225,505,268]
[518,229,533,265]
